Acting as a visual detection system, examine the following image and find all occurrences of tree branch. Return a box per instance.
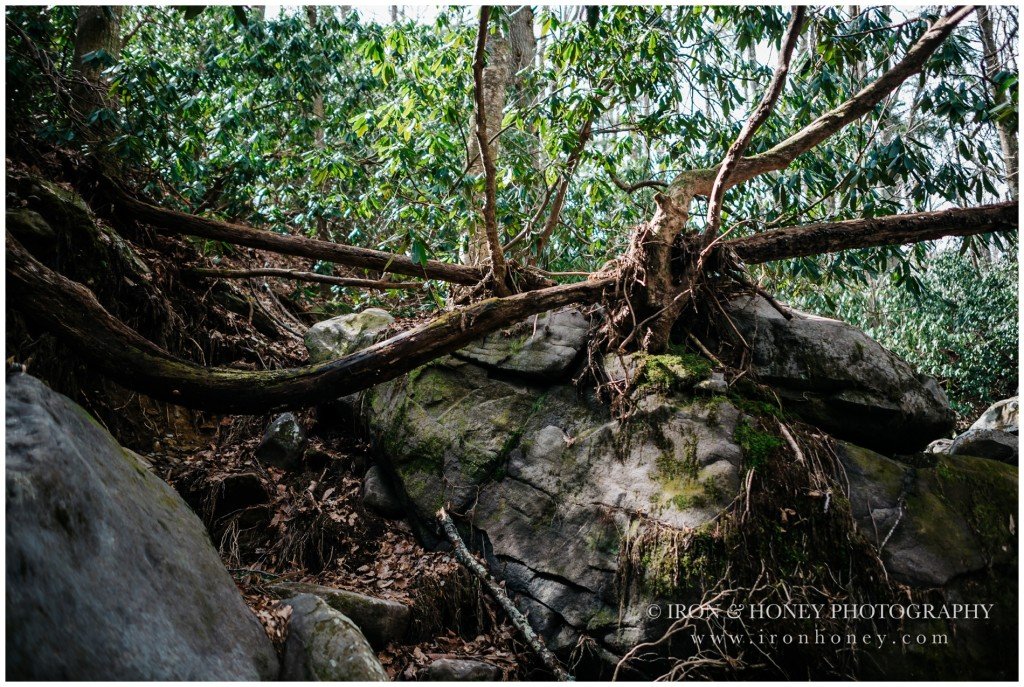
[7,233,612,414]
[436,508,572,681]
[473,6,510,294]
[98,174,484,285]
[702,6,806,244]
[530,116,594,264]
[725,201,1018,264]
[186,267,423,291]
[672,6,977,198]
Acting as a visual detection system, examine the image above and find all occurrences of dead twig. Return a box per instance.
[437,507,573,681]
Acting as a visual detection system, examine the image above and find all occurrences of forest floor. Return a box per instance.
[8,153,544,680]
[145,418,536,680]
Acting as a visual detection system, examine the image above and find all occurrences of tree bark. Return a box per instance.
[71,6,122,118]
[725,201,1018,264]
[7,233,611,413]
[977,6,1019,198]
[469,7,510,293]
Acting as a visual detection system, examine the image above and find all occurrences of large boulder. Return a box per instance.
[351,306,1014,679]
[305,308,395,364]
[722,294,955,453]
[949,428,1019,465]
[839,443,1017,679]
[280,594,387,681]
[968,396,1018,434]
[453,307,593,378]
[363,350,744,664]
[270,581,410,649]
[6,373,279,680]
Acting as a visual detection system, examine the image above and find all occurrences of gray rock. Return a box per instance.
[425,658,500,681]
[270,581,410,649]
[353,306,1011,679]
[256,412,307,469]
[362,465,403,518]
[454,307,591,377]
[949,428,1019,464]
[696,371,728,393]
[281,594,387,681]
[5,374,279,680]
[362,352,743,659]
[7,209,57,249]
[837,442,1017,680]
[722,294,955,453]
[969,396,1018,434]
[305,308,395,363]
[838,442,1016,586]
[925,438,953,454]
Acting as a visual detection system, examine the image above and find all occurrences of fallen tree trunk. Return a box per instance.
[99,175,485,285]
[725,201,1018,264]
[7,233,612,413]
[186,267,423,291]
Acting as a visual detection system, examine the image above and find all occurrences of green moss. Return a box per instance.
[735,420,783,469]
[635,345,713,395]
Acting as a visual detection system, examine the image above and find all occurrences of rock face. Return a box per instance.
[426,658,500,681]
[319,305,1013,679]
[280,594,387,681]
[256,412,307,469]
[839,443,1017,679]
[6,374,279,680]
[723,294,955,453]
[363,350,743,661]
[362,464,404,518]
[270,581,410,649]
[949,428,1019,464]
[969,396,1019,434]
[305,308,395,364]
[453,307,592,378]
[840,442,1016,587]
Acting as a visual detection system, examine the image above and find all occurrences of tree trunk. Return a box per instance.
[71,5,122,117]
[725,201,1018,264]
[463,28,512,268]
[7,232,610,413]
[977,6,1019,198]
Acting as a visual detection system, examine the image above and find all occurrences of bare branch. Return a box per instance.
[673,6,977,198]
[473,6,510,293]
[531,116,594,264]
[98,174,484,285]
[437,508,572,681]
[186,267,423,291]
[701,6,806,244]
[726,201,1018,264]
[608,172,669,194]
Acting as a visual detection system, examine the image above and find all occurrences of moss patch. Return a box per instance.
[734,420,782,470]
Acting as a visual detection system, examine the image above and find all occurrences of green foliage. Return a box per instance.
[5,6,1018,394]
[781,250,1018,421]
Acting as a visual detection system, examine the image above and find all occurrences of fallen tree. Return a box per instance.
[7,232,612,413]
[727,201,1019,264]
[7,5,1017,416]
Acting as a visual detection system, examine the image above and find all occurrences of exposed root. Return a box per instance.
[614,419,906,680]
